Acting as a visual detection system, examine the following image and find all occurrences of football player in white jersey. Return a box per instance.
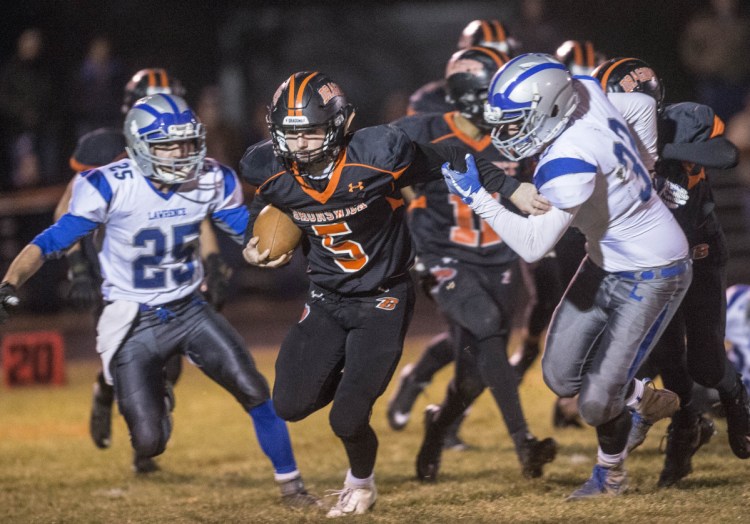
[442,53,693,499]
[726,285,750,395]
[0,94,319,508]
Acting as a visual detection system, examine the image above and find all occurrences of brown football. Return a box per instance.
[252,204,302,260]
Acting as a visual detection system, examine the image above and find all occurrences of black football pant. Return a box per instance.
[423,258,528,443]
[273,275,415,479]
[638,233,738,418]
[113,298,270,460]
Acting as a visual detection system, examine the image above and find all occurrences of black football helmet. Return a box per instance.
[122,68,186,114]
[445,46,509,130]
[554,40,606,76]
[592,57,665,111]
[267,71,355,174]
[457,19,519,56]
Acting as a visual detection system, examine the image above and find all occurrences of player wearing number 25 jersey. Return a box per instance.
[0,94,319,507]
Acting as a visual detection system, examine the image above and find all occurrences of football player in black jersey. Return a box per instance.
[407,18,519,116]
[595,58,749,486]
[392,46,558,482]
[240,71,548,517]
[53,68,232,471]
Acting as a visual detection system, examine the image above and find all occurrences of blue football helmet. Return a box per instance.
[124,94,206,184]
[484,53,578,160]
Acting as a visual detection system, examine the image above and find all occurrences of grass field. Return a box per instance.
[1,334,749,523]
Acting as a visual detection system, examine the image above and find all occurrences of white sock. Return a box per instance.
[274,469,300,483]
[344,469,374,489]
[597,448,626,468]
[625,378,646,409]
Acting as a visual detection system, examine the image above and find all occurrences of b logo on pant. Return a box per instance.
[376,297,399,311]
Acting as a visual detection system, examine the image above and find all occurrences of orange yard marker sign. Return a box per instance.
[2,331,66,386]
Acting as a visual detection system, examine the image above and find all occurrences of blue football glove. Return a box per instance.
[442,154,482,204]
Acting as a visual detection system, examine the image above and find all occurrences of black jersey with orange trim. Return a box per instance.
[393,111,519,266]
[407,79,453,116]
[241,125,428,295]
[657,102,729,245]
[70,127,128,172]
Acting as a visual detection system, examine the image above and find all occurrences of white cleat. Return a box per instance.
[326,485,377,518]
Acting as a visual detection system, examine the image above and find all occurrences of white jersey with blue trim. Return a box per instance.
[726,284,750,389]
[63,157,246,305]
[534,78,687,272]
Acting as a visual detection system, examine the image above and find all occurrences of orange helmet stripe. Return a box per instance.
[467,46,508,67]
[585,41,595,67]
[710,115,725,138]
[491,20,506,42]
[286,73,296,116]
[598,57,636,91]
[573,41,583,66]
[295,72,318,116]
[480,20,492,42]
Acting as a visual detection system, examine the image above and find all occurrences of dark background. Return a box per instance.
[1,0,748,313]
[0,0,708,154]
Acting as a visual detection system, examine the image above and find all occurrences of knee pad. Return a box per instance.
[329,404,368,440]
[577,395,620,427]
[542,367,578,398]
[130,418,169,458]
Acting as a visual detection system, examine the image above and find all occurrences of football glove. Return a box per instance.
[0,281,20,323]
[203,253,232,311]
[654,176,688,209]
[412,257,437,300]
[442,153,482,205]
[66,250,100,311]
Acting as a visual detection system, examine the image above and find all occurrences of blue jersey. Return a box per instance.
[32,158,247,305]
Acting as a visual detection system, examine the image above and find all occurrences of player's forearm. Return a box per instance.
[199,218,220,258]
[661,138,739,169]
[470,188,575,262]
[2,244,45,288]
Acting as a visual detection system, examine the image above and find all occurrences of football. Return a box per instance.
[252,204,302,260]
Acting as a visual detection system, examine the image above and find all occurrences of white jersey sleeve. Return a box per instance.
[69,169,114,223]
[210,163,248,244]
[607,92,659,172]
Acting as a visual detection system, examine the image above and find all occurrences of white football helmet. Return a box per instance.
[124,93,206,184]
[484,53,579,160]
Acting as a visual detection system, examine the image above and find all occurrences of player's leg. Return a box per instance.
[510,256,563,380]
[416,325,483,481]
[111,323,173,474]
[684,251,749,459]
[183,302,321,507]
[568,265,691,499]
[326,277,414,518]
[387,331,452,430]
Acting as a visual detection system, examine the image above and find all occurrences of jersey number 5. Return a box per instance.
[312,222,369,273]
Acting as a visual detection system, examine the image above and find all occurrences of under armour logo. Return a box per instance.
[311,290,324,299]
[348,181,364,192]
[376,297,399,311]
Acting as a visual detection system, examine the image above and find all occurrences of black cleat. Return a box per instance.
[416,404,444,482]
[133,453,160,475]
[90,380,114,449]
[658,415,716,487]
[552,397,583,428]
[387,364,426,431]
[442,412,471,451]
[516,435,557,478]
[722,378,750,459]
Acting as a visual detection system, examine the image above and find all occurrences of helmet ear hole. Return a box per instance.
[551,106,559,118]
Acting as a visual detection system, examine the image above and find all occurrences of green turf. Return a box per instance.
[1,335,748,523]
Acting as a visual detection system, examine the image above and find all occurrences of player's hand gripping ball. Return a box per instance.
[251,204,302,261]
